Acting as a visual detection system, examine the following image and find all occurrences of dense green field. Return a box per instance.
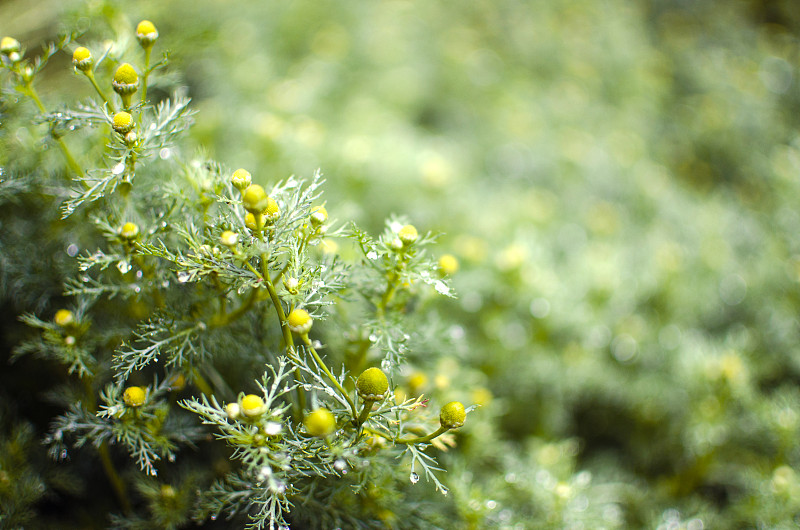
[2,1,800,527]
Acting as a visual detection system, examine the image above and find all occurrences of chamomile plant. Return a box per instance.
[2,16,472,529]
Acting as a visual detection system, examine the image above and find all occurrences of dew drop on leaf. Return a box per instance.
[381,359,392,371]
[117,260,131,274]
[410,472,419,484]
[177,271,191,283]
[112,162,125,175]
[440,486,449,496]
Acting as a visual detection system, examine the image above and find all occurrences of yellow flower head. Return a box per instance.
[242,185,269,214]
[287,308,313,335]
[72,46,93,71]
[304,408,336,437]
[54,309,75,327]
[398,224,418,246]
[136,20,159,47]
[112,112,134,134]
[241,394,265,417]
[356,367,389,401]
[120,221,140,239]
[112,63,138,95]
[123,386,146,407]
[439,401,466,429]
[231,168,252,190]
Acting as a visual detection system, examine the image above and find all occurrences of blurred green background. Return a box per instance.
[4,0,800,527]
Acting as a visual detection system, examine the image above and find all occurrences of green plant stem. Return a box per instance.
[97,443,132,513]
[24,82,85,180]
[301,334,357,419]
[357,399,377,426]
[81,376,130,513]
[84,70,114,111]
[248,255,307,415]
[141,47,151,107]
[393,425,448,445]
[209,288,258,327]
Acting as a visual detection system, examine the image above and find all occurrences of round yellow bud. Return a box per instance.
[356,367,389,401]
[220,230,239,247]
[264,197,281,223]
[245,212,265,232]
[54,309,75,327]
[304,408,336,437]
[123,386,147,407]
[439,401,466,429]
[241,394,265,417]
[135,20,158,47]
[287,308,313,335]
[310,206,328,226]
[231,168,252,191]
[398,225,418,246]
[1,37,20,55]
[438,254,459,275]
[408,372,428,394]
[112,111,134,134]
[242,185,269,214]
[112,63,139,95]
[120,222,140,239]
[72,46,93,71]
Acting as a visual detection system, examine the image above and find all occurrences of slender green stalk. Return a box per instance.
[301,334,357,418]
[141,47,151,107]
[24,83,85,180]
[393,425,448,445]
[81,376,130,513]
[84,70,114,111]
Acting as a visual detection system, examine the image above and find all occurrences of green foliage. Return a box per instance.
[3,0,800,528]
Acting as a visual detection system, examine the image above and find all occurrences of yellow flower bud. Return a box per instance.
[112,63,138,95]
[220,230,239,247]
[135,20,158,48]
[242,185,269,214]
[304,408,336,437]
[1,37,20,55]
[245,212,266,232]
[120,222,140,239]
[264,197,281,223]
[231,168,252,191]
[438,254,459,275]
[54,309,75,327]
[241,394,265,417]
[287,308,313,335]
[398,225,418,246]
[72,46,93,71]
[310,206,328,226]
[112,111,134,134]
[123,386,146,407]
[439,401,466,429]
[356,367,389,401]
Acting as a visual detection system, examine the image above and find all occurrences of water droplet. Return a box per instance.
[369,334,378,342]
[161,280,170,288]
[302,384,312,391]
[440,486,449,496]
[381,359,392,371]
[177,271,191,283]
[135,270,143,279]
[112,162,125,175]
[168,454,175,462]
[132,285,141,293]
[59,449,68,460]
[117,261,131,274]
[410,472,419,484]
[237,285,247,295]
[159,148,171,159]
[210,515,217,521]
[66,244,79,257]
[366,250,378,260]
[334,459,346,471]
